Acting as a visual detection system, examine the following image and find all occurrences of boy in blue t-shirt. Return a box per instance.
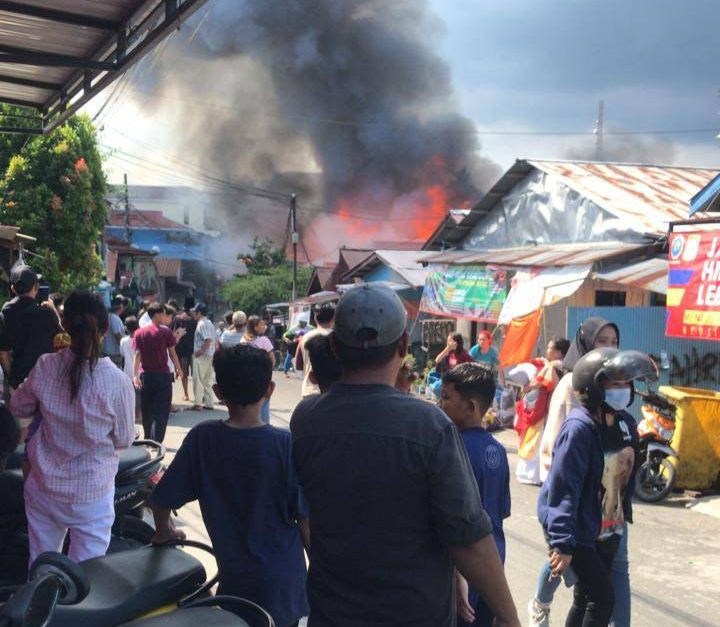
[441,362,511,627]
[150,345,309,627]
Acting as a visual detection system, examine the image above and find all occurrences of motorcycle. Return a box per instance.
[0,540,274,626]
[634,391,678,503]
[0,439,165,586]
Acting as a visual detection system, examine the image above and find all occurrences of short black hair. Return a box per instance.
[213,344,272,406]
[442,362,496,414]
[165,305,177,318]
[305,334,342,390]
[332,332,402,372]
[550,336,571,357]
[125,316,139,334]
[166,299,179,310]
[314,302,336,325]
[450,333,465,352]
[146,302,165,318]
[224,310,234,326]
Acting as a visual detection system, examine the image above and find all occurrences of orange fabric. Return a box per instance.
[498,309,542,367]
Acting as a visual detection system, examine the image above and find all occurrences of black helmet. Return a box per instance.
[572,348,658,410]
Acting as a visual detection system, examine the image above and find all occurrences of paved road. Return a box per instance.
[163,373,720,626]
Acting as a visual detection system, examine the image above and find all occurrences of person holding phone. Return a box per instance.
[0,265,61,401]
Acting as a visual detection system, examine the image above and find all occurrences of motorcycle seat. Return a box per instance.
[117,445,151,475]
[48,546,206,627]
[121,607,251,626]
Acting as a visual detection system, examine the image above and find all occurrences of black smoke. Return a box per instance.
[136,0,499,257]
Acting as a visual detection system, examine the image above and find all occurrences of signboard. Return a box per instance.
[667,231,720,341]
[420,264,506,321]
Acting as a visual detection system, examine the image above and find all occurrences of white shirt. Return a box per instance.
[119,335,135,380]
[194,317,216,358]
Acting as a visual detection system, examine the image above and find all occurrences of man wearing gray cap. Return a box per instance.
[290,284,519,627]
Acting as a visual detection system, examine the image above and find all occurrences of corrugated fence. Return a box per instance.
[568,307,720,392]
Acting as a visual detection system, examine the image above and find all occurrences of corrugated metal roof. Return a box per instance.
[0,0,207,133]
[422,241,647,268]
[529,160,718,235]
[424,159,720,249]
[343,249,435,288]
[109,210,189,230]
[592,257,668,294]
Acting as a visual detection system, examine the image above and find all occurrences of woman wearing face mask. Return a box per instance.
[536,349,651,627]
[529,318,631,627]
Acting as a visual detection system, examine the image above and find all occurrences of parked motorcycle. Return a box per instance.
[0,540,274,627]
[0,439,165,586]
[634,391,678,502]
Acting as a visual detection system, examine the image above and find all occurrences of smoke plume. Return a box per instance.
[136,0,499,261]
[566,130,676,164]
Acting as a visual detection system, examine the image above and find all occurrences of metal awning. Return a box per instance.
[422,241,650,268]
[592,257,668,294]
[0,0,208,134]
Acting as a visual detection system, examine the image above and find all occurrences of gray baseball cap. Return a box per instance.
[334,284,407,348]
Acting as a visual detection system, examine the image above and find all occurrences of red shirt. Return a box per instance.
[132,324,176,373]
[440,350,474,374]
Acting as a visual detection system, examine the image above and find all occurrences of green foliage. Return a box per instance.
[221,238,311,314]
[0,113,107,292]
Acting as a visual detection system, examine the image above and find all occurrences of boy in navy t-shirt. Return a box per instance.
[150,345,309,627]
[441,363,511,627]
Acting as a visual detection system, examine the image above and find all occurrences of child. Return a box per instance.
[304,333,342,394]
[441,362,511,627]
[150,344,309,627]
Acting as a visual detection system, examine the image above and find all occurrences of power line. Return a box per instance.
[121,86,720,138]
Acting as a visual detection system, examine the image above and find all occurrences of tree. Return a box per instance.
[221,238,311,315]
[0,113,107,292]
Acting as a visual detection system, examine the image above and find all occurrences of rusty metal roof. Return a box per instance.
[528,160,718,235]
[0,0,208,134]
[155,257,181,277]
[424,159,719,249]
[592,257,668,294]
[422,241,651,268]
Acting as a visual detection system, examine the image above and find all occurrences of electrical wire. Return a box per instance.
[120,86,720,138]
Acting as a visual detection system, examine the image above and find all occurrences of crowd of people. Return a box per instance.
[0,263,657,627]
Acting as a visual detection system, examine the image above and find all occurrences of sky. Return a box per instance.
[92,0,720,187]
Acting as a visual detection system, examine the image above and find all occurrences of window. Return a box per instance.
[650,292,667,307]
[183,206,190,225]
[595,290,626,307]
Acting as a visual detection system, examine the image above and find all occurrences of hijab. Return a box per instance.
[562,316,620,371]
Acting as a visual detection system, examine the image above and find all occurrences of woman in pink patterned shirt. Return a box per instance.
[11,291,135,566]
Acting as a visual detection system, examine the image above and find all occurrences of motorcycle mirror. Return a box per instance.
[1,574,59,627]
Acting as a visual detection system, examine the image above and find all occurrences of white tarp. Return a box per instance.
[498,265,591,324]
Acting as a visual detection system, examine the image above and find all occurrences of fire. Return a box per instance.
[299,155,469,263]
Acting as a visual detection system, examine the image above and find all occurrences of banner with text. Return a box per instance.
[420,264,506,322]
[667,230,720,341]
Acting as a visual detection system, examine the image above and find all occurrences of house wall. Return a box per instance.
[464,169,649,249]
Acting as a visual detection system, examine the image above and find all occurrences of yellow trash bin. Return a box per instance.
[660,386,720,491]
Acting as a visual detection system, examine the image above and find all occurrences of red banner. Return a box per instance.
[666,230,720,341]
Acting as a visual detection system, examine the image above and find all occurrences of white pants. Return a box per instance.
[193,355,215,408]
[24,474,115,568]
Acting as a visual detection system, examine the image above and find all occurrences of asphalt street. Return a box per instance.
[163,372,720,627]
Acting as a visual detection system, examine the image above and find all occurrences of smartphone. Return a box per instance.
[37,285,50,303]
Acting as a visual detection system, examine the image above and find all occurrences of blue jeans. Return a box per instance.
[610,527,630,627]
[283,352,293,374]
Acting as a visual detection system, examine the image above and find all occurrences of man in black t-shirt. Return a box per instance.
[171,297,197,402]
[0,265,61,396]
[290,284,520,627]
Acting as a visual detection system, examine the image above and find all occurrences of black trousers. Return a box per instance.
[566,537,620,627]
[140,372,173,443]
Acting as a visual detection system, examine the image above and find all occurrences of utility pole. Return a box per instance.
[290,193,298,302]
[123,172,130,243]
[594,100,604,161]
